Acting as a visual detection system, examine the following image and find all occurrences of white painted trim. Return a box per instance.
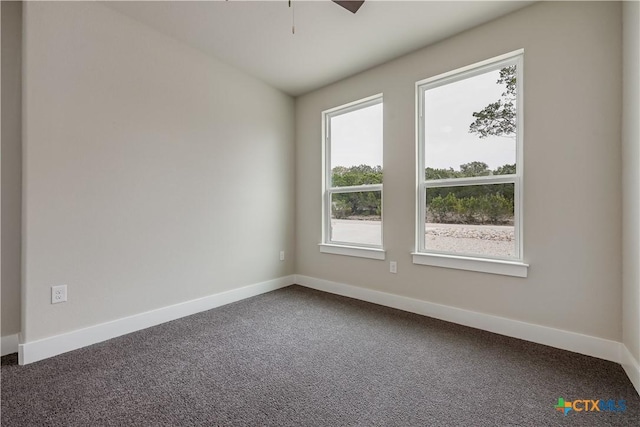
[327,184,382,194]
[415,50,525,264]
[621,344,640,396]
[19,275,295,365]
[323,93,383,116]
[319,243,386,260]
[412,252,528,277]
[322,94,384,251]
[423,175,516,187]
[415,49,524,87]
[295,275,620,363]
[1,333,19,356]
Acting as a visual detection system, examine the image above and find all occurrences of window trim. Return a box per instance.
[414,50,526,276]
[319,243,386,260]
[321,94,385,258]
[411,252,528,277]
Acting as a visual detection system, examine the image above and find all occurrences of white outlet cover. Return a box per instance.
[51,285,67,304]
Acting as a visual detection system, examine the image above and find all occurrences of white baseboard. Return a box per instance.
[294,275,622,364]
[1,333,19,356]
[19,275,295,365]
[621,344,640,396]
[15,271,637,395]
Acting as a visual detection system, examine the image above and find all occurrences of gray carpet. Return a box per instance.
[1,285,638,426]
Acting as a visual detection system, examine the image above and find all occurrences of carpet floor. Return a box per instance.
[1,285,638,426]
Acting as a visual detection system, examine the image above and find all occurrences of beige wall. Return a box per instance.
[22,2,295,342]
[1,1,22,338]
[622,0,640,364]
[296,1,623,341]
[14,0,636,357]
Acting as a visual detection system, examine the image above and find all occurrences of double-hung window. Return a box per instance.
[320,94,384,260]
[414,51,527,277]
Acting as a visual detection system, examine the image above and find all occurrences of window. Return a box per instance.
[414,51,527,277]
[320,94,384,260]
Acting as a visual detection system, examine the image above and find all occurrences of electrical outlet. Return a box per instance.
[390,261,397,274]
[280,250,285,261]
[51,285,67,304]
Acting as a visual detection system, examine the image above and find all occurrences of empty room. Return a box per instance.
[1,0,639,425]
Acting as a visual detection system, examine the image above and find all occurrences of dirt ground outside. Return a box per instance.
[330,220,515,257]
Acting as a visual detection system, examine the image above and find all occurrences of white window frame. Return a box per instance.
[319,94,385,260]
[413,50,528,277]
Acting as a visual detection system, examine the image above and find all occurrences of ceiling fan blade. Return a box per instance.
[332,1,365,14]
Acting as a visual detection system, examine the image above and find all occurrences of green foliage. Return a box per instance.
[469,65,517,139]
[427,189,514,225]
[329,162,515,223]
[331,165,382,218]
[425,167,461,180]
[457,196,480,223]
[460,161,490,177]
[331,199,352,219]
[483,193,512,223]
[332,192,381,217]
[494,164,516,175]
[426,162,515,180]
[498,66,517,96]
[429,193,458,223]
[332,165,382,187]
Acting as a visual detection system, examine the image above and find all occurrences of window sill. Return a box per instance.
[411,252,528,277]
[319,244,386,260]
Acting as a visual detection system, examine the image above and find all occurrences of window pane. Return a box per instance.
[424,66,516,179]
[331,191,381,246]
[331,102,383,187]
[425,184,515,258]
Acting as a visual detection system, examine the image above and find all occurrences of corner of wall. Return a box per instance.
[1,0,23,341]
[622,0,640,371]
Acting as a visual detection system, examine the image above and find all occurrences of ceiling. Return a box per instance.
[105,1,535,96]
